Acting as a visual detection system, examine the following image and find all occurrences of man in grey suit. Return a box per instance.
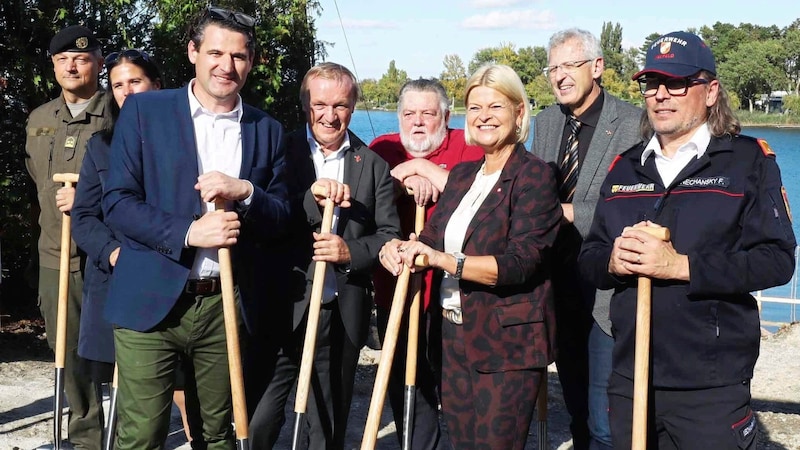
[532,28,642,450]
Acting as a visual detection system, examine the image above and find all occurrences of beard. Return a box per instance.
[400,123,447,156]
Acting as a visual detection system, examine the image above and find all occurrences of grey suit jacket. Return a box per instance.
[532,91,643,334]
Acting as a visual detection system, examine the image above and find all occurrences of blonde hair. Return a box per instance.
[463,64,531,145]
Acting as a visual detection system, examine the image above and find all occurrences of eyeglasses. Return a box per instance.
[542,59,593,77]
[104,49,151,67]
[206,6,256,29]
[637,76,710,98]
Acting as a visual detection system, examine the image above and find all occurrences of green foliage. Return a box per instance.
[719,39,787,111]
[782,94,800,115]
[440,54,466,105]
[466,43,545,86]
[375,60,408,106]
[0,0,320,306]
[602,68,640,103]
[600,22,624,74]
[525,75,555,109]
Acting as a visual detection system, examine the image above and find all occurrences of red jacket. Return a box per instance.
[370,128,483,310]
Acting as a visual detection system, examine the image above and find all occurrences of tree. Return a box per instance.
[639,32,662,57]
[376,60,408,106]
[783,25,800,94]
[601,68,640,104]
[719,39,788,111]
[600,22,624,74]
[783,94,800,115]
[525,75,555,109]
[0,0,321,312]
[467,43,544,85]
[440,54,466,105]
[359,78,379,106]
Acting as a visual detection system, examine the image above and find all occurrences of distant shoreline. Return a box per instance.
[355,108,800,127]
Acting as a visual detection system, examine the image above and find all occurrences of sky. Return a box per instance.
[314,0,797,80]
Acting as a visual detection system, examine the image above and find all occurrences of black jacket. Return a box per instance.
[580,133,795,388]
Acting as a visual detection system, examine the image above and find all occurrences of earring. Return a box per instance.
[516,126,521,135]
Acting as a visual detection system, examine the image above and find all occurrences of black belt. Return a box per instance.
[184,277,221,295]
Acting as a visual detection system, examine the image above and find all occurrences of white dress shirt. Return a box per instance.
[641,123,712,187]
[187,79,244,279]
[439,164,501,310]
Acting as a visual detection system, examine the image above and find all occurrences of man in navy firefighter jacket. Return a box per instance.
[579,31,795,450]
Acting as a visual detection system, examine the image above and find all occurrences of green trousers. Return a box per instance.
[113,292,235,450]
[39,267,104,450]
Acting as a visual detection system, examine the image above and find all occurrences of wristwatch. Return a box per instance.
[452,252,466,280]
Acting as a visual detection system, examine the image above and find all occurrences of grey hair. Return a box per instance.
[547,28,603,60]
[397,78,449,118]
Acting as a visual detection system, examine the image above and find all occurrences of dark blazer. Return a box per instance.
[419,145,562,372]
[72,132,120,363]
[532,92,642,331]
[283,128,401,348]
[102,86,289,332]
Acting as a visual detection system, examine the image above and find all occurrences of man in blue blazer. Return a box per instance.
[532,28,642,450]
[101,7,289,449]
[245,62,401,450]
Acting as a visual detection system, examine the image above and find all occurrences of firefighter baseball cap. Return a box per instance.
[632,31,716,80]
[49,25,101,55]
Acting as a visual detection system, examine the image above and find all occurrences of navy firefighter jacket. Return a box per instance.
[579,134,796,389]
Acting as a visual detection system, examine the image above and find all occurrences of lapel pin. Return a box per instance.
[606,130,613,135]
[354,155,362,163]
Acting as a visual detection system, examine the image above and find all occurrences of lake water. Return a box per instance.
[350,110,800,326]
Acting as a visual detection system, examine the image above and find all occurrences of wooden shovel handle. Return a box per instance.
[52,173,79,368]
[215,199,249,440]
[295,188,337,414]
[631,225,670,450]
[404,203,426,383]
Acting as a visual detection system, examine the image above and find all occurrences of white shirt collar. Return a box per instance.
[641,122,712,166]
[305,124,351,158]
[187,79,243,122]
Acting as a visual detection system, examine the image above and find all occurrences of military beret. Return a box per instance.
[49,25,101,55]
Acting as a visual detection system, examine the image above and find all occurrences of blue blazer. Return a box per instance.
[102,86,289,332]
[72,132,120,363]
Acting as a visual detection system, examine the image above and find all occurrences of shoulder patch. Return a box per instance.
[782,186,792,223]
[608,154,622,172]
[757,139,775,158]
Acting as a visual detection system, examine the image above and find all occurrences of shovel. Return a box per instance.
[51,172,79,449]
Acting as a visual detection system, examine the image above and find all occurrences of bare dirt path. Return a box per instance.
[2,319,798,449]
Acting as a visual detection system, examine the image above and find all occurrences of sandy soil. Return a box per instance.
[1,319,798,450]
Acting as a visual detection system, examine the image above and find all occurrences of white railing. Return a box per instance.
[754,246,800,327]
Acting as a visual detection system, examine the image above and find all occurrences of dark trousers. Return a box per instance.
[113,292,233,450]
[248,299,360,450]
[608,373,757,450]
[440,319,541,450]
[376,304,441,450]
[554,297,592,450]
[39,267,104,450]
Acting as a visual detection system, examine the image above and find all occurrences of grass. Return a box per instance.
[738,111,800,127]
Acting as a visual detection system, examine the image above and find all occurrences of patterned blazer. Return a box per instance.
[419,144,562,372]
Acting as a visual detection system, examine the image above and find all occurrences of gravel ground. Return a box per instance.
[1,319,798,450]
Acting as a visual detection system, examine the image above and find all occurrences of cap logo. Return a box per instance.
[75,37,88,49]
[660,42,672,54]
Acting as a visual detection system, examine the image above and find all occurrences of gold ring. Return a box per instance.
[637,254,641,264]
